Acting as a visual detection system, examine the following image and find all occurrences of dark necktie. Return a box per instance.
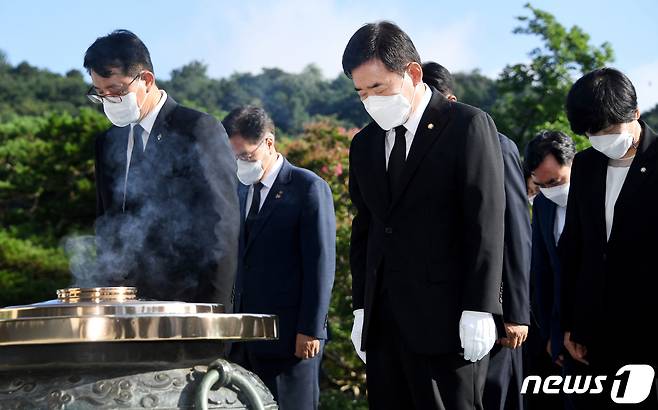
[124,124,145,211]
[245,182,264,241]
[387,125,407,199]
[130,124,145,166]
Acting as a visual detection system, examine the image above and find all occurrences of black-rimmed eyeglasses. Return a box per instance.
[86,72,142,104]
[235,138,267,161]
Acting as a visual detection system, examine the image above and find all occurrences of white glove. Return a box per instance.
[459,310,497,362]
[351,309,367,363]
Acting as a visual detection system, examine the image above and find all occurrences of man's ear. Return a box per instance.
[408,62,423,86]
[141,71,156,92]
[447,94,458,102]
[265,133,276,149]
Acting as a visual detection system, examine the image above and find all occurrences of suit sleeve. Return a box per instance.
[297,179,336,338]
[500,137,532,325]
[459,112,505,314]
[193,115,240,311]
[349,139,369,311]
[558,155,583,334]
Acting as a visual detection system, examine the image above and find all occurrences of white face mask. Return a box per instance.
[539,182,570,208]
[237,159,265,185]
[103,92,142,127]
[588,132,635,159]
[362,73,416,131]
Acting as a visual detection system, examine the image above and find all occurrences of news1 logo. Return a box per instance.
[521,365,656,404]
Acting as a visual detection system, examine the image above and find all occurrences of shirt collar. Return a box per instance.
[402,84,432,136]
[260,154,284,189]
[137,90,167,134]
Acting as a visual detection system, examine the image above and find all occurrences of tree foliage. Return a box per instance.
[643,104,658,131]
[492,3,613,148]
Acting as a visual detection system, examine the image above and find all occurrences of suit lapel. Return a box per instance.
[390,90,451,210]
[609,122,658,240]
[370,127,390,216]
[589,151,610,246]
[146,95,178,151]
[238,184,249,249]
[104,125,130,210]
[244,158,293,253]
[613,122,658,210]
[112,125,131,171]
[543,198,557,250]
[143,95,178,156]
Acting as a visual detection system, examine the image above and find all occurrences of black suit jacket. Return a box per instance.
[559,120,658,362]
[349,89,506,355]
[234,158,336,358]
[498,133,531,327]
[94,96,239,308]
[530,194,565,361]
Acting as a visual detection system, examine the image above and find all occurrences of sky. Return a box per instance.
[1,0,657,110]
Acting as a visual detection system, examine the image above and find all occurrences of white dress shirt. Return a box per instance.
[605,156,634,241]
[126,90,167,168]
[384,84,432,168]
[554,205,567,245]
[122,90,167,211]
[244,154,284,219]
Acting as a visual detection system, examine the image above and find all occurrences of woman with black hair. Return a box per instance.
[560,68,658,408]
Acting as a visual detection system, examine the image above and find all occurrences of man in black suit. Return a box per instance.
[423,61,531,410]
[524,131,576,410]
[560,68,658,408]
[343,22,506,410]
[224,106,335,410]
[86,30,239,307]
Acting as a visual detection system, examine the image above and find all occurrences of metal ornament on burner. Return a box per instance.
[0,287,279,409]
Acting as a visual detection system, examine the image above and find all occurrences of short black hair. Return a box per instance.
[84,30,154,78]
[524,131,576,175]
[422,61,454,96]
[566,67,638,135]
[222,106,275,143]
[342,21,421,79]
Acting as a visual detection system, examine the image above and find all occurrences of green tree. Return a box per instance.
[453,70,498,113]
[0,108,108,241]
[0,50,9,71]
[492,3,613,149]
[0,59,89,121]
[160,61,224,117]
[0,230,69,306]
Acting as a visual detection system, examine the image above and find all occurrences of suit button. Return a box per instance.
[244,264,250,270]
[385,227,393,234]
[602,253,607,262]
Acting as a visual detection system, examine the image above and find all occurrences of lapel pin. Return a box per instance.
[156,134,162,141]
[641,167,647,173]
[275,191,283,199]
[427,123,435,130]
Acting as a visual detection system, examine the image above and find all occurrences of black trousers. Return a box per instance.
[523,326,569,410]
[230,341,323,410]
[366,290,489,410]
[564,346,658,410]
[524,332,658,410]
[484,343,525,410]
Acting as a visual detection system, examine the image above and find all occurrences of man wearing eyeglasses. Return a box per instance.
[223,106,335,410]
[86,30,239,310]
